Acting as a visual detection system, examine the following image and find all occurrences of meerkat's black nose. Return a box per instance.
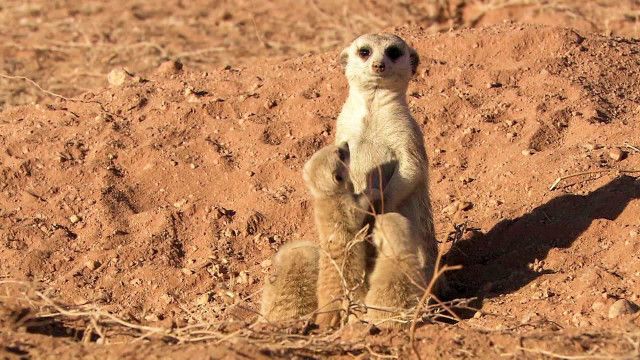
[372,62,385,73]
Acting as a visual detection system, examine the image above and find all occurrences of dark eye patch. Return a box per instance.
[385,46,403,61]
[358,47,371,60]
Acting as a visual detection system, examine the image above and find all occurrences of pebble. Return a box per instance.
[173,199,187,208]
[442,202,458,215]
[591,301,605,311]
[630,229,638,238]
[442,201,473,215]
[608,148,625,161]
[196,293,212,306]
[460,201,473,211]
[85,260,101,271]
[582,143,597,151]
[107,68,128,86]
[144,313,160,322]
[156,60,183,76]
[522,149,535,156]
[608,299,638,318]
[69,214,81,224]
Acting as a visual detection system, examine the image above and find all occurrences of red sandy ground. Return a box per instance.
[1,1,640,359]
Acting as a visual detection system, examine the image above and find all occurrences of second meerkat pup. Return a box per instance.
[335,33,439,287]
[303,144,375,329]
[364,213,428,328]
[260,240,319,322]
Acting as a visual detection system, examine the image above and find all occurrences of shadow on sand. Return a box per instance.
[443,175,640,314]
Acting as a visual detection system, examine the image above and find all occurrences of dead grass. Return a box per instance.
[0,277,475,358]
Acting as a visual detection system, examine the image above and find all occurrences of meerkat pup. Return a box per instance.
[260,240,320,322]
[365,213,428,328]
[303,143,375,329]
[335,33,439,288]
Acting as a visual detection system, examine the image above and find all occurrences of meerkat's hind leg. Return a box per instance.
[260,240,320,322]
[364,213,427,328]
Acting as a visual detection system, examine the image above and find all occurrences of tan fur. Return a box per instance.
[335,33,439,289]
[260,240,319,322]
[303,144,373,329]
[365,213,428,328]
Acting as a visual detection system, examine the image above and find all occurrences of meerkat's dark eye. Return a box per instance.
[385,46,403,61]
[334,173,343,182]
[358,47,371,60]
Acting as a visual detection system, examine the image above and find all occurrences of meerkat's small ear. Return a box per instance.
[337,142,350,162]
[338,47,349,70]
[338,141,350,154]
[409,48,420,75]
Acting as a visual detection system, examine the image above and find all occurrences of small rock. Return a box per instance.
[161,293,173,304]
[173,199,187,208]
[260,259,272,268]
[442,202,458,215]
[107,68,129,86]
[442,201,472,215]
[488,199,503,207]
[459,201,473,211]
[487,82,502,88]
[85,260,100,271]
[69,214,81,224]
[522,149,535,156]
[630,229,638,238]
[156,60,183,76]
[473,311,482,319]
[608,299,638,318]
[181,268,194,275]
[459,176,474,184]
[583,143,597,151]
[608,148,626,161]
[196,293,212,306]
[144,313,160,322]
[236,271,249,285]
[264,99,277,109]
[591,301,605,311]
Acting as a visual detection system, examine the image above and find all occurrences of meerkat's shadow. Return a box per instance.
[442,175,640,317]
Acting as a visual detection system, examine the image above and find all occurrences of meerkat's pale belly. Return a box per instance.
[348,138,396,195]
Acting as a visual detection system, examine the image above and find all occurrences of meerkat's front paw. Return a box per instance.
[315,310,341,329]
[365,188,382,202]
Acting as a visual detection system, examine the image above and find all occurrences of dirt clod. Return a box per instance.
[608,148,626,161]
[608,299,638,318]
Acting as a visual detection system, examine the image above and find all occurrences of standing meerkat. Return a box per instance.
[365,213,428,328]
[335,33,438,286]
[260,240,319,322]
[303,144,375,329]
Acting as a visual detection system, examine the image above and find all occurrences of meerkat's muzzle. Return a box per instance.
[372,61,386,74]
